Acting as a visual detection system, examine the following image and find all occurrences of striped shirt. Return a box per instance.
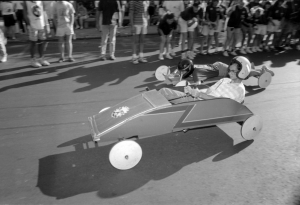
[206,78,245,103]
[129,1,148,26]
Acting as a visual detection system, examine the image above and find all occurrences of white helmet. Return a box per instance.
[230,56,251,80]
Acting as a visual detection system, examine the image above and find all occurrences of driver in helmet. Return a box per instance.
[170,57,274,86]
[159,56,272,104]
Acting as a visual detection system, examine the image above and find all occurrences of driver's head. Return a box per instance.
[177,59,194,80]
[229,56,251,80]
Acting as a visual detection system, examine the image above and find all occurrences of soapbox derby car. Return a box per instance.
[154,64,273,88]
[88,89,263,170]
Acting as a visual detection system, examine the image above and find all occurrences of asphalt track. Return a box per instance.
[0,36,300,205]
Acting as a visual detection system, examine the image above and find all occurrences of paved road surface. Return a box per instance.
[0,37,300,205]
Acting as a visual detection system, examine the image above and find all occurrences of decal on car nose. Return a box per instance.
[111,106,130,118]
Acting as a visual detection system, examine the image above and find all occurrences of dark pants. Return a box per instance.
[16,9,25,33]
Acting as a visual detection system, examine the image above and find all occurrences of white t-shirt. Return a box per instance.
[0,2,15,15]
[25,1,45,30]
[163,1,185,19]
[53,1,75,28]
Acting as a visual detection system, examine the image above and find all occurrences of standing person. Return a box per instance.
[178,1,202,59]
[129,1,149,64]
[163,0,185,56]
[157,12,177,60]
[201,0,220,54]
[265,0,285,50]
[251,7,264,52]
[0,28,8,62]
[223,0,247,56]
[53,0,75,63]
[23,1,50,68]
[96,0,119,61]
[0,1,16,40]
[14,1,26,34]
[44,1,56,38]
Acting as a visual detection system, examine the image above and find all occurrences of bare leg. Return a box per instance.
[66,35,73,58]
[58,36,65,59]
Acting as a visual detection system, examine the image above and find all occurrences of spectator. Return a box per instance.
[44,1,56,38]
[97,0,119,61]
[14,1,26,34]
[178,1,202,59]
[0,27,8,62]
[223,0,247,56]
[240,1,255,54]
[75,2,88,29]
[163,0,185,55]
[158,12,177,60]
[0,1,16,40]
[251,7,265,52]
[23,1,50,68]
[265,0,285,50]
[278,0,295,49]
[53,0,75,63]
[201,0,221,54]
[129,1,149,64]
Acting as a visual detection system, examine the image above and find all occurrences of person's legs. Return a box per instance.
[132,26,139,64]
[0,42,7,62]
[214,31,219,51]
[229,28,240,55]
[165,35,173,59]
[58,36,65,61]
[108,24,118,59]
[178,17,188,59]
[139,33,147,62]
[100,25,109,60]
[65,34,74,61]
[159,35,166,60]
[223,27,234,56]
[16,10,25,33]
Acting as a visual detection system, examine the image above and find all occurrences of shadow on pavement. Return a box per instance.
[36,126,253,199]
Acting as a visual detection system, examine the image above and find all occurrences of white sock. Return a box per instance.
[133,54,137,58]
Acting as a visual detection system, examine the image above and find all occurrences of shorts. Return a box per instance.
[254,24,267,35]
[3,14,16,27]
[267,19,281,33]
[202,24,218,36]
[134,25,147,35]
[241,25,253,34]
[178,17,198,33]
[227,27,241,36]
[28,27,46,41]
[56,26,74,37]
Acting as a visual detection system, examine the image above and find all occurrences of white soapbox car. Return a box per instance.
[88,89,263,170]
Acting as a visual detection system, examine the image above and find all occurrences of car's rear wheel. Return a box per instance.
[109,140,142,170]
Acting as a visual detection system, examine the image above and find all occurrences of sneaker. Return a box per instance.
[256,47,263,52]
[262,65,274,76]
[39,58,50,66]
[181,53,187,59]
[223,50,229,57]
[240,48,247,54]
[193,47,199,53]
[158,53,164,60]
[99,55,106,61]
[75,26,80,29]
[187,51,194,60]
[264,46,270,52]
[297,45,300,50]
[246,47,253,54]
[165,53,173,59]
[230,50,237,56]
[284,46,292,50]
[132,57,139,64]
[31,58,42,68]
[58,58,65,63]
[108,55,116,60]
[251,47,257,53]
[200,50,207,55]
[269,45,275,50]
[171,50,176,56]
[80,27,83,29]
[139,57,147,63]
[0,55,7,62]
[67,57,75,62]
